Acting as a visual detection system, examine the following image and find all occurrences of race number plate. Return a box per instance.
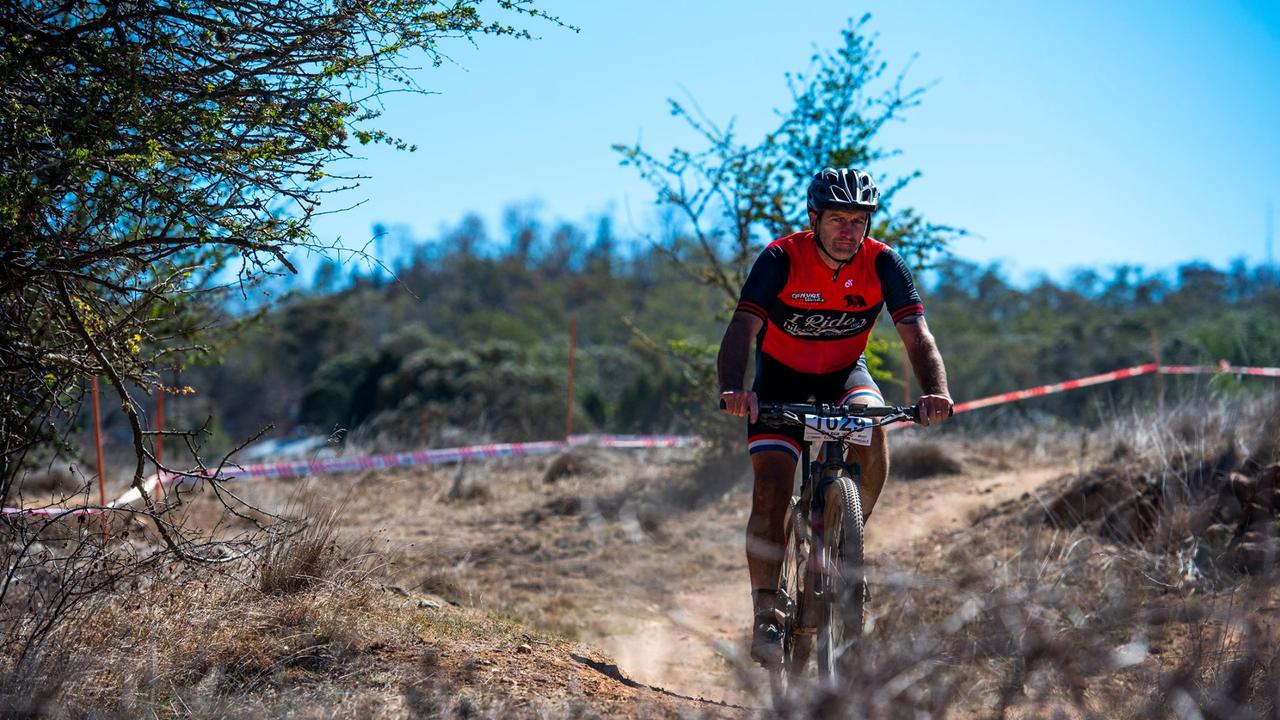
[802,414,874,446]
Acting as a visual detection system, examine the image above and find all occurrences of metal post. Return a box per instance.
[566,314,577,439]
[1150,328,1164,415]
[91,376,109,542]
[154,386,166,498]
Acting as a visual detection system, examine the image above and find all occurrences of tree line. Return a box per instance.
[160,213,1280,456]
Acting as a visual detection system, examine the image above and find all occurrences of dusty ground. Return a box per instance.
[23,422,1280,717]
[204,434,1068,714]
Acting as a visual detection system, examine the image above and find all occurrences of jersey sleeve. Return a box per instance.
[874,247,924,323]
[735,244,789,321]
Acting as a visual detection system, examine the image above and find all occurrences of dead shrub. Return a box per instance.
[0,644,78,718]
[890,440,964,479]
[15,465,80,495]
[1029,390,1280,578]
[445,464,492,502]
[542,450,607,484]
[259,497,374,595]
[656,447,750,512]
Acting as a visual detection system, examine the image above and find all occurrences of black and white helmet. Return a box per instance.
[806,167,880,213]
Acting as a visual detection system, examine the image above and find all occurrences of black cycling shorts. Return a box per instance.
[746,353,884,462]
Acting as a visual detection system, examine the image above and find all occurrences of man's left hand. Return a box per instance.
[916,394,953,427]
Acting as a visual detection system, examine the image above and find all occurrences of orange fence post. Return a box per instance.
[154,386,166,498]
[90,376,109,542]
[566,314,577,439]
[1150,329,1164,415]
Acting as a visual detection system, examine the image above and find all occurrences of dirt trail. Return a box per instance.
[288,445,1067,714]
[591,464,1064,705]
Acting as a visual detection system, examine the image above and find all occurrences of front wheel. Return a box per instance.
[815,473,865,685]
[770,497,806,703]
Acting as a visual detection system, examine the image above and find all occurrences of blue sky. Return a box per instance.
[307,0,1280,280]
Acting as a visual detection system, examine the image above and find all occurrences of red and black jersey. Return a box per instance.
[735,231,923,375]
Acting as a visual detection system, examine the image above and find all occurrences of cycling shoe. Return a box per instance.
[750,609,784,666]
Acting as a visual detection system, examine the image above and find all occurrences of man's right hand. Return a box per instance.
[720,390,759,423]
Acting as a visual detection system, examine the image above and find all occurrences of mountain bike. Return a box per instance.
[754,400,921,700]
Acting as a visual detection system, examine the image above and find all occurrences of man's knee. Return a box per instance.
[850,427,888,468]
[749,452,796,516]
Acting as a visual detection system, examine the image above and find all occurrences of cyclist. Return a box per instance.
[717,167,953,666]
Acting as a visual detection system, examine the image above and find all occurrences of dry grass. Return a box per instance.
[759,390,1280,718]
[259,496,375,595]
[10,392,1279,718]
[890,439,964,479]
[3,541,573,718]
[541,449,609,484]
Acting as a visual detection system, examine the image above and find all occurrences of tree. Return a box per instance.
[614,15,959,310]
[0,1,563,528]
[613,17,958,445]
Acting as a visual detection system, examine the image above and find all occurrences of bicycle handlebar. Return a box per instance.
[756,401,921,427]
[717,398,928,426]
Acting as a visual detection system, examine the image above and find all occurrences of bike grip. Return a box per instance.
[910,403,954,422]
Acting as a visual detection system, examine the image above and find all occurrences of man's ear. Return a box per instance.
[807,209,819,230]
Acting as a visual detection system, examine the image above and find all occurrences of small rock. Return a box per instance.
[1216,493,1244,524]
[1243,501,1274,524]
[1204,523,1235,546]
[421,645,441,671]
[1230,473,1257,503]
[516,643,533,654]
[418,598,442,609]
[1241,528,1273,546]
[1232,541,1276,573]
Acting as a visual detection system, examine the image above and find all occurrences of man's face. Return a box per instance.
[811,209,871,261]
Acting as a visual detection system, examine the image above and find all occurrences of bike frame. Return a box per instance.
[803,438,855,601]
[754,401,919,690]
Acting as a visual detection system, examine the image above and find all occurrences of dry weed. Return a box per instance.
[259,493,375,595]
[757,390,1280,719]
[890,440,964,480]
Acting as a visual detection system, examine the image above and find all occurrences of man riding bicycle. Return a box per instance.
[717,167,953,666]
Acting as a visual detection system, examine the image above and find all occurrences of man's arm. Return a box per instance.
[895,315,952,425]
[718,311,763,420]
[718,312,763,391]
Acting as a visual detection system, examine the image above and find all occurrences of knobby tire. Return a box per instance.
[816,473,865,685]
[770,497,803,704]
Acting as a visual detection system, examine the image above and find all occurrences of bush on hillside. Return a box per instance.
[1031,391,1280,577]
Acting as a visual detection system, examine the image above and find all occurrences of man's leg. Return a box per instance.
[744,445,798,665]
[747,450,797,605]
[850,426,889,520]
[841,356,889,522]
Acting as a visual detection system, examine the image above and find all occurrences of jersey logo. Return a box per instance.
[789,291,825,304]
[843,294,867,308]
[780,311,868,338]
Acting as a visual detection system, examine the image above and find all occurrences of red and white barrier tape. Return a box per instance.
[952,362,1280,414]
[1161,362,1280,378]
[4,434,701,517]
[952,363,1159,413]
